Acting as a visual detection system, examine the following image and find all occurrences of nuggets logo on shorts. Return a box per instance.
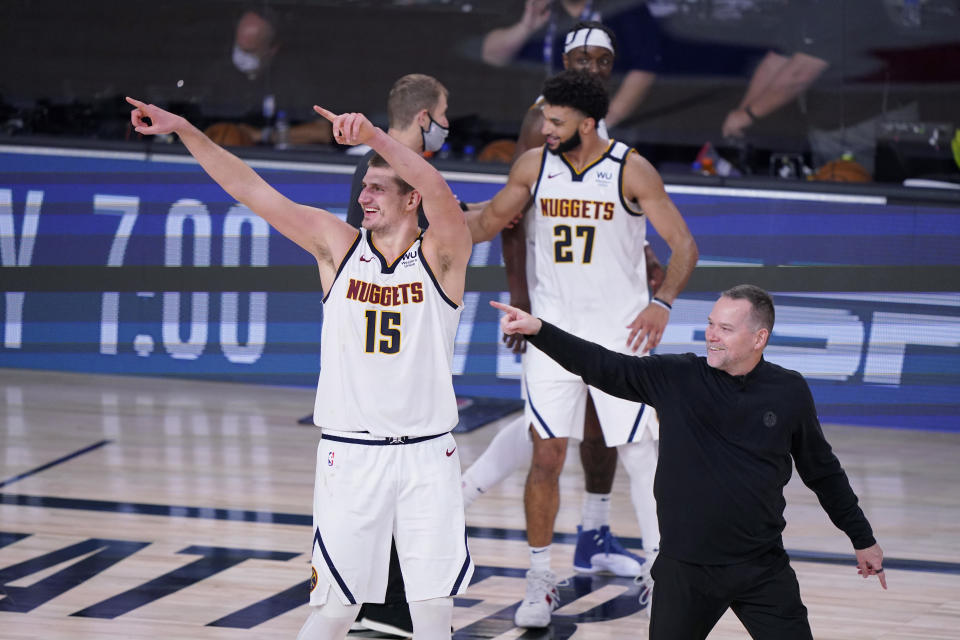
[327,450,335,466]
[310,566,318,592]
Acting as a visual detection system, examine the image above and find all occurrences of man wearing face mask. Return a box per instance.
[191,7,331,147]
[345,74,450,231]
[231,8,278,80]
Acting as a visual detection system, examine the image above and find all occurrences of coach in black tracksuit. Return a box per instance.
[491,284,887,639]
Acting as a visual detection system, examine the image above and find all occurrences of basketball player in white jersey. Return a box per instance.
[461,21,666,581]
[126,98,473,640]
[467,70,698,628]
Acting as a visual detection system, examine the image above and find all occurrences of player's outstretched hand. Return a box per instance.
[490,300,541,337]
[855,543,888,590]
[627,303,669,354]
[314,106,376,147]
[126,97,184,136]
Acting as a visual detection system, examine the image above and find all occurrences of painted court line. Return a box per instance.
[1,492,956,576]
[0,440,112,489]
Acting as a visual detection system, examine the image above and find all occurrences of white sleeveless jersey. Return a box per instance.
[522,98,608,295]
[313,230,462,437]
[529,141,648,348]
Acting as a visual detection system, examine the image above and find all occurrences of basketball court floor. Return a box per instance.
[2,368,958,639]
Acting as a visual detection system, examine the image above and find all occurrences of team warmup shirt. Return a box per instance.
[313,229,462,438]
[527,320,877,565]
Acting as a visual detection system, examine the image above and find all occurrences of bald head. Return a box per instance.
[234,10,278,72]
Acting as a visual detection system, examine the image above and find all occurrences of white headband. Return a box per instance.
[563,27,614,54]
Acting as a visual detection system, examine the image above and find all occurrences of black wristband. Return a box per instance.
[652,297,672,311]
[744,105,759,122]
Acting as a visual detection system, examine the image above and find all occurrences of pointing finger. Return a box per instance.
[313,105,337,122]
[125,96,147,109]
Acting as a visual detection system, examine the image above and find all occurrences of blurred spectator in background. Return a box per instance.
[721,0,833,142]
[720,0,920,179]
[481,0,661,127]
[192,6,331,147]
[721,50,828,140]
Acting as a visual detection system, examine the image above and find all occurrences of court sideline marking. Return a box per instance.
[1,492,956,576]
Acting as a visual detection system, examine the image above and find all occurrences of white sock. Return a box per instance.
[409,597,454,640]
[296,600,361,640]
[529,545,552,574]
[618,437,660,552]
[581,492,612,531]
[461,415,532,508]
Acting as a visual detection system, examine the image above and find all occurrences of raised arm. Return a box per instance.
[126,97,355,290]
[467,149,541,243]
[317,106,472,297]
[481,0,551,67]
[622,151,699,353]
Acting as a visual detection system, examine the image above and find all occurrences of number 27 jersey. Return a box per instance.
[530,140,649,347]
[313,229,462,437]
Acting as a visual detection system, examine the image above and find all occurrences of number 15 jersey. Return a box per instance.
[529,141,649,354]
[313,229,462,437]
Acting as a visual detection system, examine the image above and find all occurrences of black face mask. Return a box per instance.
[548,129,582,155]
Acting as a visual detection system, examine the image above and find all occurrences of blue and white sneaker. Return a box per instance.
[573,525,645,577]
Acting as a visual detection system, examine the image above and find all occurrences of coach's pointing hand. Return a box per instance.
[491,300,542,337]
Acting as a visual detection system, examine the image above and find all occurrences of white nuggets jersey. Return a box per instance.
[530,141,648,351]
[313,230,462,437]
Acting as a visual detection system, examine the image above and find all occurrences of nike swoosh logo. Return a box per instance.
[547,172,563,179]
[446,447,456,457]
[359,256,374,262]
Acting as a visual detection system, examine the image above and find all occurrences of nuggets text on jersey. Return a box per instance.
[345,278,424,306]
[539,198,615,220]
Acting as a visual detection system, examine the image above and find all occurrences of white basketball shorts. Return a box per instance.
[309,430,473,605]
[522,343,659,446]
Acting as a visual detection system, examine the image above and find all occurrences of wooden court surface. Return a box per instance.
[1,368,959,639]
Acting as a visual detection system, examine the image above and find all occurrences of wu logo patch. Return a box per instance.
[763,411,778,428]
[595,170,614,187]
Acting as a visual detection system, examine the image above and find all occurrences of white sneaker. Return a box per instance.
[634,549,658,614]
[514,569,560,628]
